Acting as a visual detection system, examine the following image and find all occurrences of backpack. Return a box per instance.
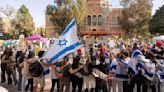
[29,61,43,77]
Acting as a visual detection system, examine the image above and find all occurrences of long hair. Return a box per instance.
[4,50,13,60]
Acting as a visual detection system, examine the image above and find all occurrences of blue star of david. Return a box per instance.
[57,39,68,47]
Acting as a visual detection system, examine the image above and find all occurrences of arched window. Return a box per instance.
[87,15,91,26]
[92,15,97,26]
[84,17,87,25]
[98,15,103,26]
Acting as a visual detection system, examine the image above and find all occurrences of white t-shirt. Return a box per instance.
[51,67,58,79]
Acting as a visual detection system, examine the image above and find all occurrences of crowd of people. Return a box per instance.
[1,39,164,92]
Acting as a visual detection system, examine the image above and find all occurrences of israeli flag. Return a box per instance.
[142,63,155,81]
[42,19,82,63]
[131,49,142,58]
[110,59,129,81]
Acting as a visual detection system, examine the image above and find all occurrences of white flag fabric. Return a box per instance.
[42,19,82,63]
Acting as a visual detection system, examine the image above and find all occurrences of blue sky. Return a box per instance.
[0,0,164,27]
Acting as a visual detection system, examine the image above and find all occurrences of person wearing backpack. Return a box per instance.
[30,51,45,92]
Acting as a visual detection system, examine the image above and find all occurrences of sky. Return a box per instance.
[0,0,164,27]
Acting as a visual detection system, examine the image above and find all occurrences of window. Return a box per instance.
[92,15,97,26]
[84,17,87,25]
[92,29,96,31]
[98,15,103,26]
[112,16,119,25]
[87,15,91,26]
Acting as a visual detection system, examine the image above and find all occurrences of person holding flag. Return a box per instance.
[40,19,82,92]
[128,43,150,92]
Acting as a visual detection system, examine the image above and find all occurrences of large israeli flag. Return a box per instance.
[42,19,82,63]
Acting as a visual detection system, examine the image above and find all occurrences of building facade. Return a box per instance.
[45,0,123,42]
[0,18,11,33]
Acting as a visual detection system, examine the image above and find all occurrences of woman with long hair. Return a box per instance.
[5,47,14,85]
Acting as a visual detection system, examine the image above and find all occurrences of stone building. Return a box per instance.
[0,18,11,33]
[45,0,124,44]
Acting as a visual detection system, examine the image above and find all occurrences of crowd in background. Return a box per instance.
[1,39,164,92]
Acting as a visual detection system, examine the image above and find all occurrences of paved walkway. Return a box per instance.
[0,73,52,92]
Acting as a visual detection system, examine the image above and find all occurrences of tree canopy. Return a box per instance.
[149,5,164,35]
[0,5,16,38]
[119,0,152,38]
[15,5,34,37]
[47,0,86,34]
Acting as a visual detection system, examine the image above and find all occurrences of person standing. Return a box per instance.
[69,55,83,92]
[128,43,150,92]
[50,64,60,92]
[22,53,34,92]
[1,50,7,83]
[4,46,14,85]
[93,54,109,92]
[58,56,71,92]
[16,50,24,90]
[110,52,130,92]
[32,51,45,92]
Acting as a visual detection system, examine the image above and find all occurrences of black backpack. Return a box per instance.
[29,61,43,77]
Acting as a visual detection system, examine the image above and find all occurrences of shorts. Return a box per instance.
[33,76,45,87]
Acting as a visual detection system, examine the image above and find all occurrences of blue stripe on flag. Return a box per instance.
[119,59,129,68]
[62,19,76,35]
[145,70,153,77]
[137,63,144,69]
[43,68,50,75]
[160,74,164,79]
[132,50,142,58]
[110,65,117,70]
[48,42,81,63]
[116,74,129,79]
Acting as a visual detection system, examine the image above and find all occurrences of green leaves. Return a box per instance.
[48,0,86,34]
[149,5,164,35]
[119,0,152,38]
[15,5,34,37]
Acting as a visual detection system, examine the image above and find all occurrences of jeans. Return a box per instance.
[50,79,59,92]
[129,73,147,92]
[95,79,108,92]
[1,63,6,83]
[25,78,33,92]
[17,67,22,90]
[72,78,83,92]
[123,81,129,92]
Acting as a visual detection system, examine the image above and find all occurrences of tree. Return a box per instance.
[15,5,34,37]
[37,27,46,37]
[0,5,16,38]
[119,0,152,38]
[0,5,16,19]
[149,5,164,35]
[46,0,86,34]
